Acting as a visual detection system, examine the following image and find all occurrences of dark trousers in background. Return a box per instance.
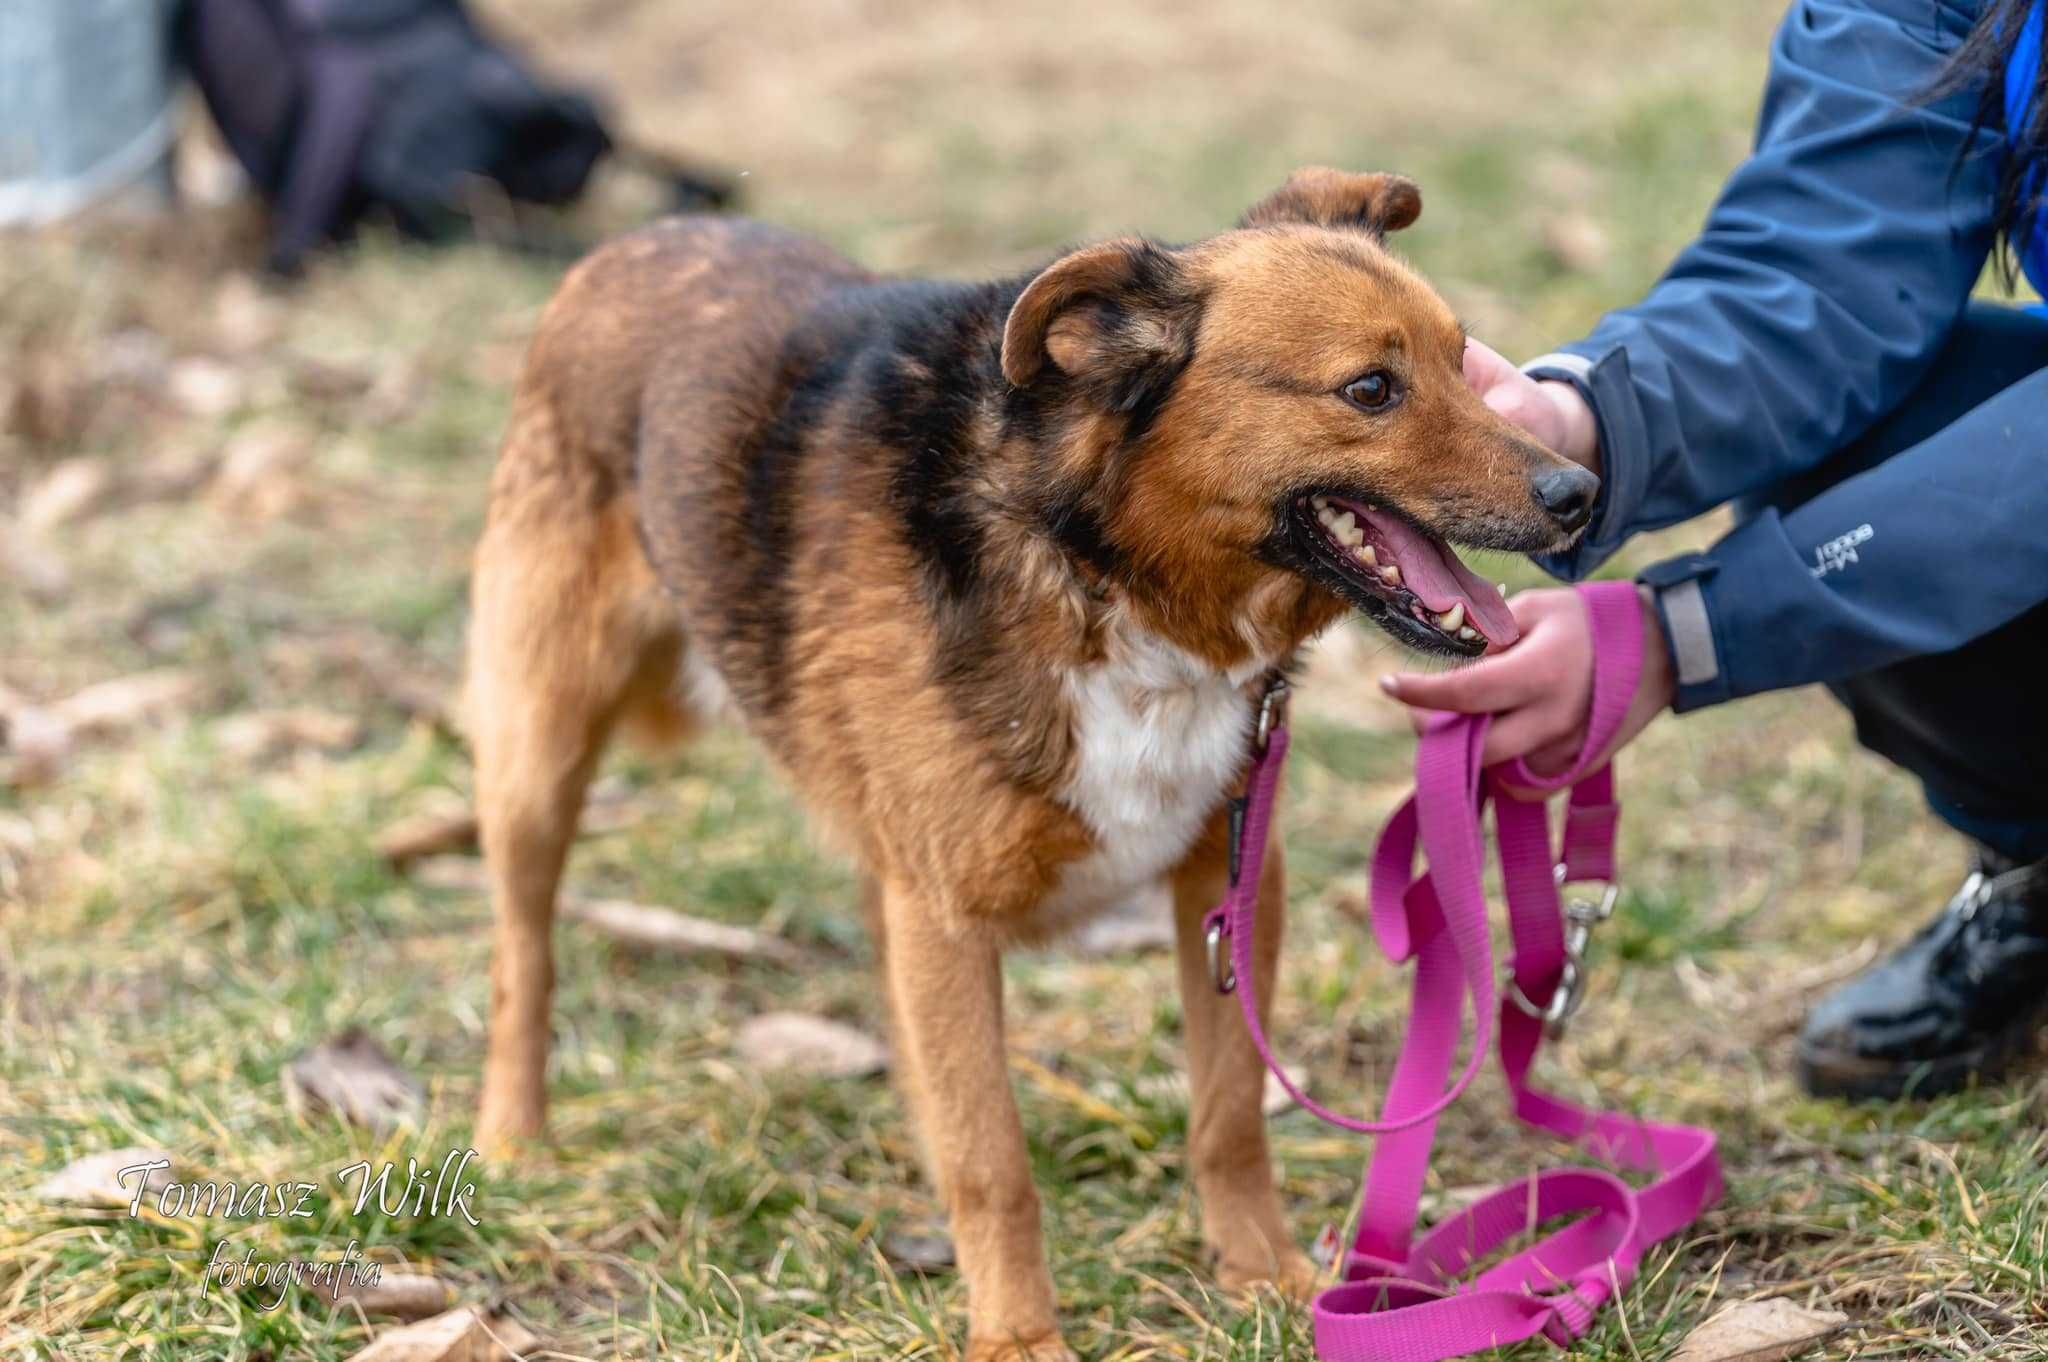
[1745,304,2048,861]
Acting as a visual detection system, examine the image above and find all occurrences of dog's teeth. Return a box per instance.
[1331,511,1357,537]
[1339,525,1365,548]
[1317,507,1337,526]
[1312,495,1330,510]
[1435,603,1465,632]
[1359,543,1378,566]
[1380,564,1401,586]
[1497,582,1508,598]
[1458,625,1479,640]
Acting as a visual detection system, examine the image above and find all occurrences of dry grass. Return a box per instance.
[3,1,2045,1357]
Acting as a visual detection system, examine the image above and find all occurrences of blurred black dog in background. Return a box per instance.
[177,0,734,273]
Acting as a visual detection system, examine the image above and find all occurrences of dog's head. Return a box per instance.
[1001,166,1596,661]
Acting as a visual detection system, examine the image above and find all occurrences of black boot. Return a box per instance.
[1796,850,2048,1100]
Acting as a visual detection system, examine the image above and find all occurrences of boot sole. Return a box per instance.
[1796,1019,2040,1102]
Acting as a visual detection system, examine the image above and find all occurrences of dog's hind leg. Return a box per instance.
[466,422,684,1151]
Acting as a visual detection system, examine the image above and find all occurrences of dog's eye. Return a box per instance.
[1340,370,1400,412]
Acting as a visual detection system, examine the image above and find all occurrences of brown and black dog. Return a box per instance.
[463,167,1596,1359]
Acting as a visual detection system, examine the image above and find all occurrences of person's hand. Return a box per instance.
[1379,586,1675,791]
[1463,337,1601,477]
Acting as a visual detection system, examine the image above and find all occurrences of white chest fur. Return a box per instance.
[1039,625,1262,930]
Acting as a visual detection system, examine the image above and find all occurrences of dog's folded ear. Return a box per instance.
[1239,166,1422,238]
[1000,238,1201,414]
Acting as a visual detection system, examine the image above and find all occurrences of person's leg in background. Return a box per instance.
[1738,303,2048,1099]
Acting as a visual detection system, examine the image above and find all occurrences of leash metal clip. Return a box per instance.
[1507,864,1620,1037]
[1208,674,1292,997]
[1206,920,1236,994]
[1254,675,1291,752]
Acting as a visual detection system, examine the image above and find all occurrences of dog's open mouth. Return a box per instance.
[1291,494,1519,658]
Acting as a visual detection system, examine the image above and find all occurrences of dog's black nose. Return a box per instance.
[1532,465,1600,533]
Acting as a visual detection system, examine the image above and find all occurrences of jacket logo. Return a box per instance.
[1810,523,1873,578]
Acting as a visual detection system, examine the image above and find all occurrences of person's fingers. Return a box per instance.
[1490,732,1588,798]
[1403,703,1579,765]
[1462,337,1515,393]
[1524,732,1585,775]
[1476,705,1570,767]
[1382,653,1548,714]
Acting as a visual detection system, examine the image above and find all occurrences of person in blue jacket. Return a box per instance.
[1384,0,2048,1099]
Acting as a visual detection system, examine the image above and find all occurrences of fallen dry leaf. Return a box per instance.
[21,457,119,533]
[290,357,376,404]
[10,450,221,548]
[404,854,802,965]
[376,782,641,868]
[1128,1062,1306,1117]
[736,1011,888,1079]
[1670,1298,1850,1362]
[1261,1064,1310,1117]
[2,668,206,786]
[378,809,483,869]
[343,1305,536,1362]
[53,668,206,739]
[881,1228,955,1274]
[216,707,365,762]
[35,1147,174,1207]
[311,1269,450,1320]
[284,1031,426,1133]
[210,419,314,519]
[166,356,245,417]
[128,446,224,502]
[568,897,805,966]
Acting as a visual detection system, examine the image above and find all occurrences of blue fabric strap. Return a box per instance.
[2010,0,2047,298]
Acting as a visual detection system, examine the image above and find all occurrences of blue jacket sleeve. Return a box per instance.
[1639,372,2048,708]
[1522,0,2022,707]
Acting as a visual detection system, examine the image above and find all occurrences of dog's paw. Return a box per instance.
[1217,1246,1322,1303]
[473,1100,547,1159]
[964,1334,1077,1362]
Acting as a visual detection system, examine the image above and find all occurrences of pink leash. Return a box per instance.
[1203,580,1722,1359]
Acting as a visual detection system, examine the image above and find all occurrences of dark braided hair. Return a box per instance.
[1931,0,2047,287]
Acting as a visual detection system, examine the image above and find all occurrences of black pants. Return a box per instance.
[1747,304,2048,861]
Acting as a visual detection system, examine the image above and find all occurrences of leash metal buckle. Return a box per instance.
[1507,864,1619,1038]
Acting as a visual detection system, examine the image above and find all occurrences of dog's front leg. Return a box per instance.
[1170,820,1318,1299]
[879,882,1071,1361]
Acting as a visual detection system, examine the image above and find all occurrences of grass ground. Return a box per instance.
[4,1,2045,1357]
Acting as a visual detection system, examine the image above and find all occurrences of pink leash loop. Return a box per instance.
[1203,714,1497,1136]
[1212,580,1723,1362]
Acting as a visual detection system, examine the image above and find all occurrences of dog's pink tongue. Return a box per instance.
[1357,507,1519,647]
